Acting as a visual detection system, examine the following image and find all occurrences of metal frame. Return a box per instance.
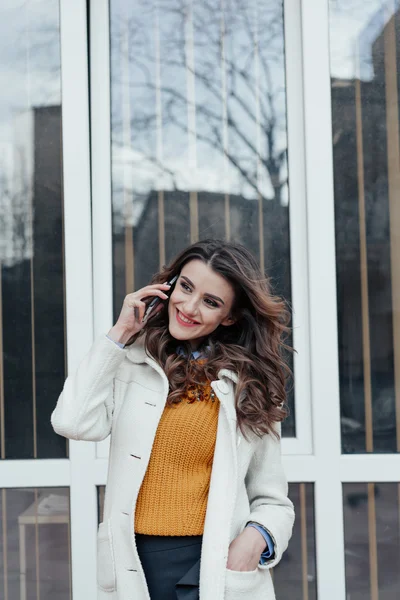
[283,0,313,455]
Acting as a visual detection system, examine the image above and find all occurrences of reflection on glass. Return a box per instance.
[329,1,400,452]
[274,483,317,599]
[110,0,294,435]
[343,483,400,599]
[0,2,67,458]
[0,487,71,599]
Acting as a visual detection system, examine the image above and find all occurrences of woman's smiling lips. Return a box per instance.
[175,308,200,327]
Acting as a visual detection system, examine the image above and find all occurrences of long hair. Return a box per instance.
[131,239,292,438]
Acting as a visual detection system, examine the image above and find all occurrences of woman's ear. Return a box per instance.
[221,314,236,327]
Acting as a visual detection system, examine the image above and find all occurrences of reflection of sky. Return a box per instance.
[0,0,60,265]
[1,0,398,232]
[110,0,288,225]
[0,0,60,143]
[329,0,400,80]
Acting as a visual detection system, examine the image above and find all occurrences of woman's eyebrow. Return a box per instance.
[181,275,225,305]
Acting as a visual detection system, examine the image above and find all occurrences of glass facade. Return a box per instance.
[343,482,400,599]
[329,1,400,453]
[109,0,295,435]
[274,483,317,599]
[0,487,71,600]
[0,1,67,459]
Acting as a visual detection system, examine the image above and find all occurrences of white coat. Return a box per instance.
[51,334,294,600]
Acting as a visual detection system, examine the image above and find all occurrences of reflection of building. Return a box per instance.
[2,105,66,459]
[331,10,398,452]
[113,190,291,308]
[112,189,294,436]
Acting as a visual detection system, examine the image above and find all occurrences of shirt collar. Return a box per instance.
[176,344,210,360]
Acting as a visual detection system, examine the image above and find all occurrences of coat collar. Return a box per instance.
[125,339,239,384]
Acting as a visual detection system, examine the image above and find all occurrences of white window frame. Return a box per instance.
[285,2,400,599]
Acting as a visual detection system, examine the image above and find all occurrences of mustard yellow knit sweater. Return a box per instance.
[134,382,220,536]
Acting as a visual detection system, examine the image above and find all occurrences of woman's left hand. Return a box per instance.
[226,527,266,572]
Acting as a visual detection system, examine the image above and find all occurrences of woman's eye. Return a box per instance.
[181,282,191,292]
[204,298,218,308]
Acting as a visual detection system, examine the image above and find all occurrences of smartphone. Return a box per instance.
[143,274,178,321]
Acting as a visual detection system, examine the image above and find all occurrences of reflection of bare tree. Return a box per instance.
[111,0,287,205]
[0,1,61,266]
[0,151,32,266]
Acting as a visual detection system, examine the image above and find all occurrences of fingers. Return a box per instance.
[125,299,146,323]
[127,285,171,302]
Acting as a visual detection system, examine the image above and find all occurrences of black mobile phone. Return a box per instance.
[143,274,178,321]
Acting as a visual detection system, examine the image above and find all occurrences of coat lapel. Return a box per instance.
[200,375,238,600]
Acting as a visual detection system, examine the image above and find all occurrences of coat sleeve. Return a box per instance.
[51,334,128,442]
[245,423,295,568]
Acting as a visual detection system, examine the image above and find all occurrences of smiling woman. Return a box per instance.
[52,238,294,600]
[139,239,292,437]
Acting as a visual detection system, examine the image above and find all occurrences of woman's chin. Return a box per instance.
[168,324,191,341]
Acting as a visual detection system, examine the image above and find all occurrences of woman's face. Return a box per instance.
[168,259,236,349]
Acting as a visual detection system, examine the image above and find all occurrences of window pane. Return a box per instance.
[110,0,295,436]
[329,1,400,452]
[274,483,317,599]
[0,487,71,599]
[343,483,400,599]
[0,2,67,458]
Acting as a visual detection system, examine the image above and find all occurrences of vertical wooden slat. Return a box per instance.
[67,493,72,600]
[0,261,4,460]
[354,78,373,454]
[189,191,199,242]
[300,483,309,600]
[60,130,68,458]
[30,242,37,459]
[355,57,378,600]
[185,0,198,243]
[383,9,400,452]
[2,489,8,600]
[154,2,166,267]
[383,9,400,597]
[158,190,166,267]
[254,0,264,272]
[220,0,230,241]
[367,483,378,600]
[34,489,41,600]
[122,21,134,293]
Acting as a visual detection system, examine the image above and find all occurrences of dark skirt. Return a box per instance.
[135,534,202,600]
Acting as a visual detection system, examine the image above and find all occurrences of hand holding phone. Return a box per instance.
[143,274,178,321]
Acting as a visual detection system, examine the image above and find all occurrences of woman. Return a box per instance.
[51,239,294,600]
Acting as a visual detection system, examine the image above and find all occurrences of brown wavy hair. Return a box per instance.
[132,239,292,438]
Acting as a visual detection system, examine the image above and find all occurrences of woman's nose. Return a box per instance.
[182,298,199,317]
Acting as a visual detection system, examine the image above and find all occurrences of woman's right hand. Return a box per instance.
[107,283,171,346]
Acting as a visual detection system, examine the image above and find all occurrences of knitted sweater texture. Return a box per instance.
[134,382,220,536]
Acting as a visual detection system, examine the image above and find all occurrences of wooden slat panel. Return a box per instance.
[383,9,400,452]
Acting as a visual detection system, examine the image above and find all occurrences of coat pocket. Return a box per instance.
[97,521,117,592]
[225,567,275,599]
